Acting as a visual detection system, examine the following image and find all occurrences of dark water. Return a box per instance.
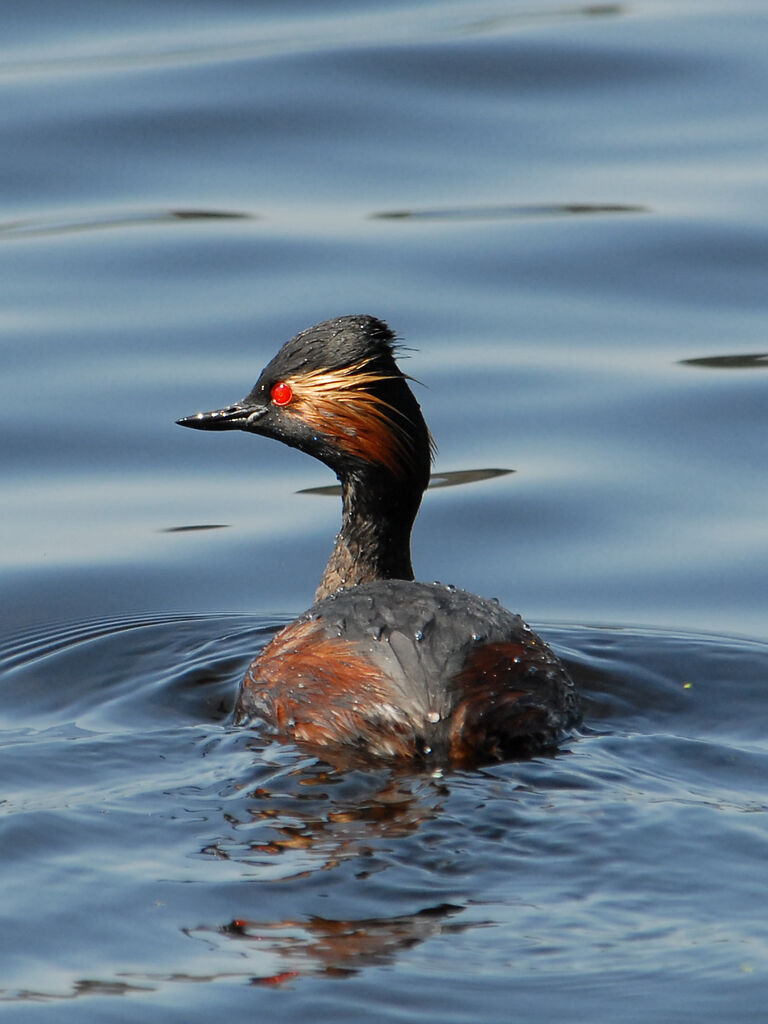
[2,2,767,1020]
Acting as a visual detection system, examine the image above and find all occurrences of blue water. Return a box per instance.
[2,2,767,1020]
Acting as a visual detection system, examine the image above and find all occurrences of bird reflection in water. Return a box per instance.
[189,750,496,985]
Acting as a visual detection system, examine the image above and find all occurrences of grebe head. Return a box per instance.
[178,315,435,598]
[177,315,433,491]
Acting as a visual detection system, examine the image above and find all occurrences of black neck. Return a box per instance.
[315,465,424,602]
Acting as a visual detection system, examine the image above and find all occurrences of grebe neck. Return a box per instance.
[315,466,423,602]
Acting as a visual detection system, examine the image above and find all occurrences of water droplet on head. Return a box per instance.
[426,710,440,724]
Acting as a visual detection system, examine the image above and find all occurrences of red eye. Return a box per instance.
[270,381,293,406]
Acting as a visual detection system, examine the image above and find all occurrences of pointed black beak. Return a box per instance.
[176,401,268,432]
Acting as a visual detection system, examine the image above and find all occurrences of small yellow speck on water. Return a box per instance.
[683,681,693,690]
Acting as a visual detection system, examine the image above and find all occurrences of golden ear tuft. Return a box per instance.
[282,357,429,476]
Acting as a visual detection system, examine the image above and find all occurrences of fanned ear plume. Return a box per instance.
[282,356,434,477]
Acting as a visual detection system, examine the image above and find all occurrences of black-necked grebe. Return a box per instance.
[178,315,579,763]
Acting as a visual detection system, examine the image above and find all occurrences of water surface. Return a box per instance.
[1,1,767,1020]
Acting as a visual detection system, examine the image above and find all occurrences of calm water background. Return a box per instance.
[1,1,767,1020]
